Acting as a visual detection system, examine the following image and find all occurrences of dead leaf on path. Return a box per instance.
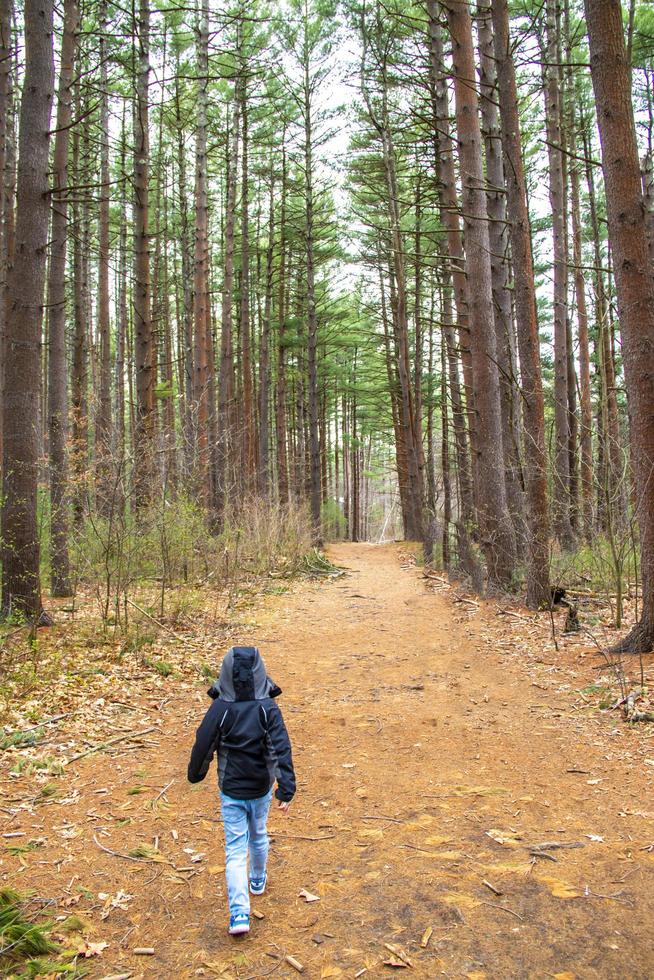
[486,828,522,846]
[298,888,320,902]
[420,926,433,948]
[78,940,109,958]
[536,875,582,899]
[100,890,133,919]
[355,787,368,798]
[553,973,576,979]
[424,835,452,846]
[208,864,225,874]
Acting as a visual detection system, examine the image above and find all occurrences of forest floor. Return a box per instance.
[2,542,654,979]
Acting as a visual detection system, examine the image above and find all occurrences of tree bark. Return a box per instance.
[192,0,210,502]
[133,0,155,504]
[543,0,574,548]
[477,3,525,546]
[492,0,550,607]
[46,0,77,597]
[585,0,654,651]
[96,0,112,503]
[1,0,54,621]
[445,0,517,588]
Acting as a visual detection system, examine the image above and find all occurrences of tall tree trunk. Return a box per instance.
[258,171,274,497]
[192,0,210,502]
[477,3,525,546]
[96,0,112,502]
[275,144,289,506]
[174,53,194,479]
[46,0,77,597]
[303,38,322,542]
[492,0,550,607]
[585,0,654,650]
[0,0,14,464]
[426,0,475,521]
[445,0,516,588]
[133,0,154,504]
[216,93,239,522]
[543,0,574,548]
[239,72,255,493]
[570,135,594,540]
[1,0,54,620]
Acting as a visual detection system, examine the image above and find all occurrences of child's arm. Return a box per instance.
[266,703,296,803]
[187,701,225,784]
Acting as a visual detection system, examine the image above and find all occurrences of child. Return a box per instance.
[187,645,296,935]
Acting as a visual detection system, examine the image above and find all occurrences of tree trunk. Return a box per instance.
[425,0,475,518]
[570,134,594,540]
[543,0,574,548]
[1,0,54,621]
[216,93,239,521]
[0,0,14,465]
[477,3,525,546]
[445,0,516,588]
[258,171,274,498]
[275,144,289,506]
[492,0,550,607]
[192,0,210,502]
[239,72,255,495]
[303,44,322,542]
[585,0,654,651]
[133,0,155,504]
[96,0,112,503]
[46,0,77,597]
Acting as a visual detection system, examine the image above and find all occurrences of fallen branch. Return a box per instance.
[15,712,76,735]
[270,833,335,842]
[480,901,523,921]
[93,834,155,864]
[67,727,156,764]
[528,841,585,852]
[152,779,174,803]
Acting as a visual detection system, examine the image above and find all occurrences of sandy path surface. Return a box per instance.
[3,542,654,978]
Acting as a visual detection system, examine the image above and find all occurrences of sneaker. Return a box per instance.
[228,913,250,935]
[249,873,267,896]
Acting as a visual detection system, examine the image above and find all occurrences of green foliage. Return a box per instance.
[321,498,347,540]
[0,889,56,971]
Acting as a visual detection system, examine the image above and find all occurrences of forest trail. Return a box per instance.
[3,543,654,978]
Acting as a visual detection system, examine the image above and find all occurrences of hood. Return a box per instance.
[208,646,282,702]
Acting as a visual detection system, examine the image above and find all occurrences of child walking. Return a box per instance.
[187,646,296,935]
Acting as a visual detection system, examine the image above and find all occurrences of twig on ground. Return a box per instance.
[480,901,523,920]
[153,779,174,803]
[270,833,335,841]
[361,814,404,824]
[66,727,156,764]
[15,712,76,735]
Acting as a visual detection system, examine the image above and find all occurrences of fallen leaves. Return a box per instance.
[77,939,109,957]
[298,887,320,903]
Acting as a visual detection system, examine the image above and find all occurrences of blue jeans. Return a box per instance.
[219,788,273,917]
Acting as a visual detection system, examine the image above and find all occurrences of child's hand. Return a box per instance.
[277,799,290,815]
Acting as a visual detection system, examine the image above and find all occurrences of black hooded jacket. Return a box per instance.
[187,646,296,802]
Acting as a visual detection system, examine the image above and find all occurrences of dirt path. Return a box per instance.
[3,543,654,978]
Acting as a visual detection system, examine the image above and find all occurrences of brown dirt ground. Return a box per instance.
[2,542,654,979]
